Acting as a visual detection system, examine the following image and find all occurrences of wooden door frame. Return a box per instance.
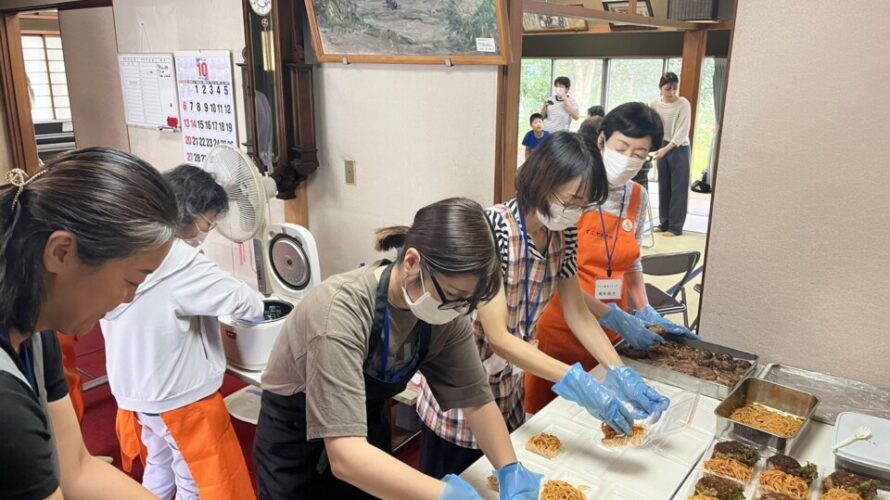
[0,0,111,173]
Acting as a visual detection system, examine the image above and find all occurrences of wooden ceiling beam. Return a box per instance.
[522,0,698,31]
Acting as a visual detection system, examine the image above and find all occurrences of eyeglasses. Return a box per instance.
[553,193,594,212]
[425,265,473,311]
[198,213,217,231]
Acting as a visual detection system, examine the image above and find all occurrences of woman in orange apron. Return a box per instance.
[528,103,698,413]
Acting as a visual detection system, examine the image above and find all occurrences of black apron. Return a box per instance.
[254,264,431,500]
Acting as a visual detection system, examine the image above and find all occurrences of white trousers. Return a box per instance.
[138,413,199,500]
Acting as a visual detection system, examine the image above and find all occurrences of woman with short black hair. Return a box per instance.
[529,103,698,412]
[417,132,669,478]
[254,197,542,499]
[102,163,263,500]
[0,147,179,499]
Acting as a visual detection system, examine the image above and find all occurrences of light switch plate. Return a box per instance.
[345,160,356,185]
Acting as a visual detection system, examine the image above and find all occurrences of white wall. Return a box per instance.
[111,0,283,288]
[700,1,890,386]
[307,64,498,277]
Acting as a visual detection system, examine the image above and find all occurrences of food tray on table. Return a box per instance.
[762,364,890,424]
[616,336,759,400]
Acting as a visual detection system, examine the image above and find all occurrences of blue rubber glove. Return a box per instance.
[635,305,700,339]
[441,474,482,500]
[604,366,670,420]
[495,463,543,500]
[600,304,666,349]
[553,363,634,435]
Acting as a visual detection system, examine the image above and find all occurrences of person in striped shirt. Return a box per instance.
[415,132,669,478]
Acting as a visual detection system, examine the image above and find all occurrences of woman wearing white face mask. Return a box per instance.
[255,197,543,500]
[102,164,264,500]
[416,132,667,479]
[528,103,697,413]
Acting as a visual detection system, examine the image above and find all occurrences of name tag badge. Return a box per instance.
[595,278,623,301]
[622,218,634,232]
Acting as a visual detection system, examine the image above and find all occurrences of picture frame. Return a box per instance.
[304,0,510,65]
[522,9,589,33]
[601,0,656,31]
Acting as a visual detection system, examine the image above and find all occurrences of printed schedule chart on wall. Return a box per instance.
[174,50,238,165]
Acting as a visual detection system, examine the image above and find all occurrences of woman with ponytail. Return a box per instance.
[0,147,179,499]
[253,197,542,500]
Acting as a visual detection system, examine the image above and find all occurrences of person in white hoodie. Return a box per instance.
[102,164,264,500]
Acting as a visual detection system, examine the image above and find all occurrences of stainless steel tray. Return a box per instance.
[714,378,819,455]
[616,337,759,400]
[762,363,890,424]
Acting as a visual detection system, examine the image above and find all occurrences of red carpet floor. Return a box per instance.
[73,330,421,488]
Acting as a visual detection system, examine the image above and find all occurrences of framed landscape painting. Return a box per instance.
[602,0,656,31]
[305,0,510,65]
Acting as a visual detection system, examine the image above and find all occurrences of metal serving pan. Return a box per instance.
[714,378,819,455]
[616,337,759,400]
[762,363,890,424]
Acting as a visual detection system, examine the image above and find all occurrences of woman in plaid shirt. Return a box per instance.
[416,132,670,478]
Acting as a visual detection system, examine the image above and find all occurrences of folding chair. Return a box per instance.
[640,251,701,327]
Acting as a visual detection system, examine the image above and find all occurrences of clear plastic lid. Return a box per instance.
[639,390,700,447]
[834,411,890,471]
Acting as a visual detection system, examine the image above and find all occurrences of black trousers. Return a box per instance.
[254,392,390,500]
[418,423,483,479]
[657,143,690,234]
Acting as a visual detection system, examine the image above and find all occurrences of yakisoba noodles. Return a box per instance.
[487,475,499,492]
[526,432,563,459]
[687,496,718,500]
[703,458,754,483]
[729,403,804,438]
[759,470,809,500]
[541,480,586,500]
[821,489,863,500]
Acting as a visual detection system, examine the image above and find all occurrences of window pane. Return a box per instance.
[32,96,53,108]
[31,84,51,97]
[51,84,68,97]
[48,61,66,72]
[54,96,70,107]
[46,49,64,61]
[691,57,717,183]
[552,59,604,131]
[25,60,47,73]
[606,58,663,110]
[518,58,553,164]
[21,36,44,49]
[22,48,46,61]
[667,58,682,75]
[50,72,67,85]
[45,36,62,49]
[55,108,72,120]
[28,72,49,84]
[31,108,55,122]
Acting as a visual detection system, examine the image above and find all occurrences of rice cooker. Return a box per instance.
[221,223,320,371]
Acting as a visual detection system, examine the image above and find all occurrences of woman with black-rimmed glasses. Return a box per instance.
[254,197,543,500]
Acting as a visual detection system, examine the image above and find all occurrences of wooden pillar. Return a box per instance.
[679,29,706,148]
[0,14,39,173]
[494,0,523,203]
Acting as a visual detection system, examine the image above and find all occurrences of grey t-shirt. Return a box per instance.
[543,96,579,132]
[261,262,493,440]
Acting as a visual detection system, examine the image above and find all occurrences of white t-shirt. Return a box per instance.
[543,96,579,132]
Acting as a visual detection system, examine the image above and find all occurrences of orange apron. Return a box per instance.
[526,183,643,413]
[116,392,256,500]
[58,329,90,424]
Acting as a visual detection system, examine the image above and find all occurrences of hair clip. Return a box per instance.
[6,168,48,212]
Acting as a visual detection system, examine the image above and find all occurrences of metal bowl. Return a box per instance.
[714,377,819,454]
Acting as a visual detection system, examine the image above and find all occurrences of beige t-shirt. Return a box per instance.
[261,262,493,440]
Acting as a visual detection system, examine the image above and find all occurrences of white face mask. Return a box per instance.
[536,203,583,232]
[603,147,645,187]
[554,87,567,97]
[185,231,208,248]
[401,267,461,325]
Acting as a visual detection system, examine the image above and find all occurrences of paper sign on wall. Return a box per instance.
[118,54,179,129]
[174,50,238,166]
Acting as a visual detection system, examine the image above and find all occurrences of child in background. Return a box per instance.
[521,113,552,161]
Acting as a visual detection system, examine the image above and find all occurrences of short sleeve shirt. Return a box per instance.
[261,262,492,440]
[521,130,552,150]
[0,331,68,500]
[543,96,579,132]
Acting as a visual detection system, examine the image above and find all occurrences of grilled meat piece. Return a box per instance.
[696,350,715,361]
[695,366,717,381]
[675,360,698,375]
[622,347,650,359]
[712,440,760,468]
[716,353,733,362]
[694,475,745,500]
[733,359,752,371]
[766,454,818,483]
[822,471,879,499]
[648,325,667,336]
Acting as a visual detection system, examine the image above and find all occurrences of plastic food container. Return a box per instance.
[834,412,890,488]
[638,390,700,447]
